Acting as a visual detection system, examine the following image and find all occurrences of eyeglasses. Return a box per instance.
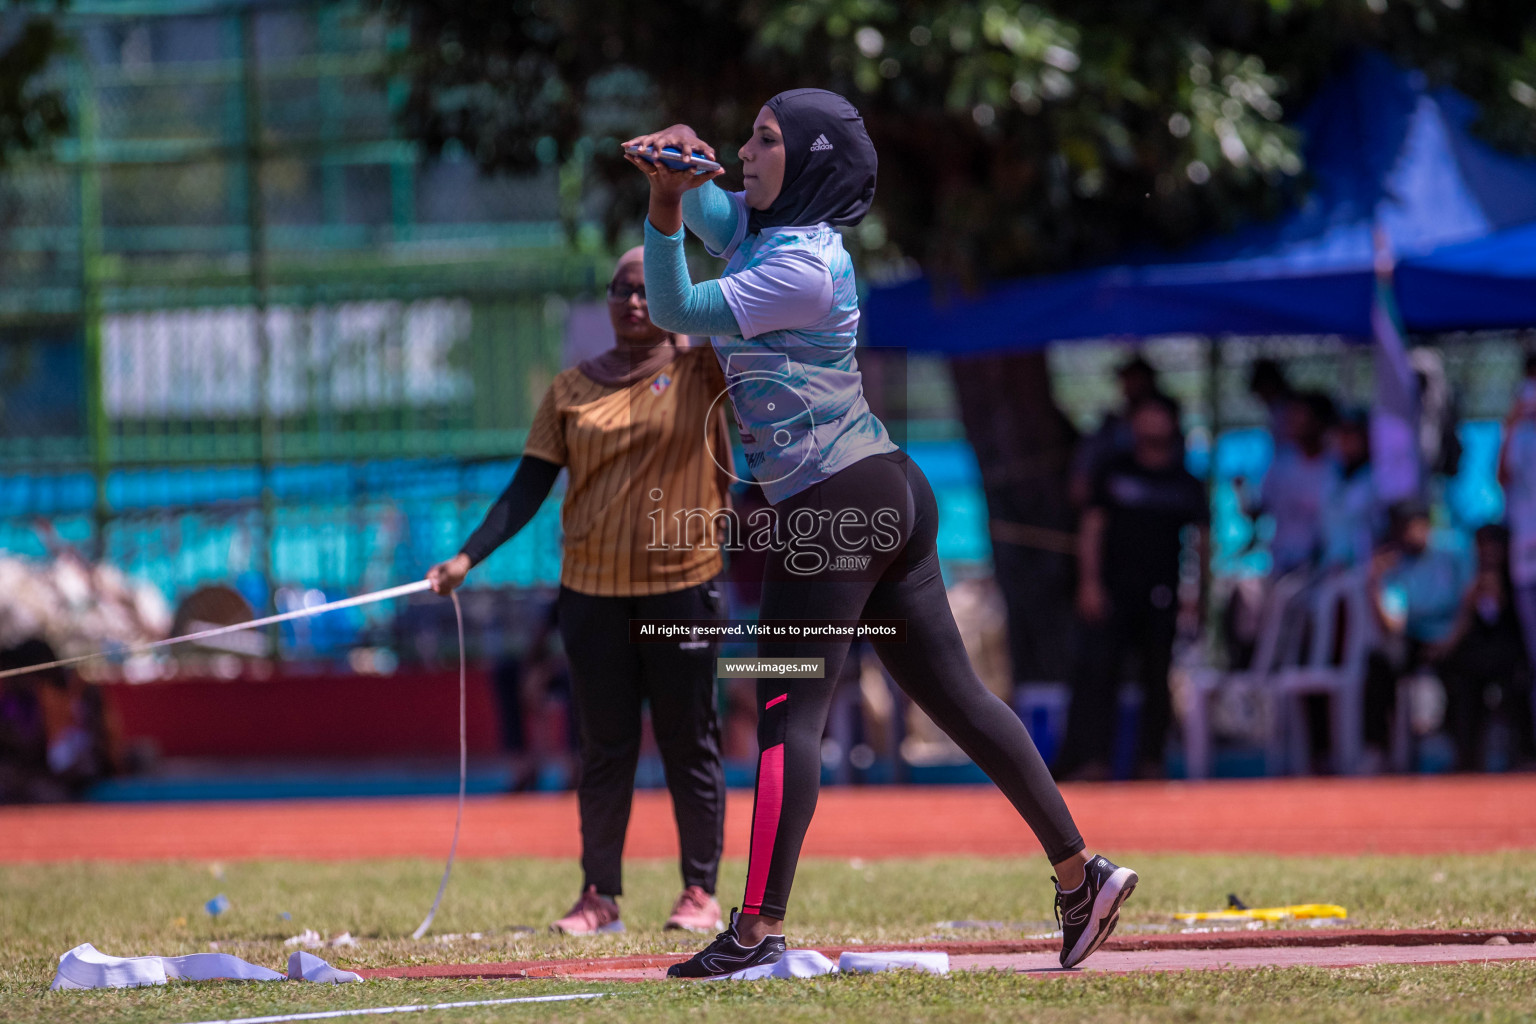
[608,285,647,302]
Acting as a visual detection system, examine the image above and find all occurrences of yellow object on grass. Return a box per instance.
[1175,903,1348,923]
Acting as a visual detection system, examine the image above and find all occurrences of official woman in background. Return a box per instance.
[428,247,733,937]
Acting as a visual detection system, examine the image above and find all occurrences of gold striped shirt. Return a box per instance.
[524,347,733,597]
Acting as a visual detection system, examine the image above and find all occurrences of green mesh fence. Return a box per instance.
[0,0,614,612]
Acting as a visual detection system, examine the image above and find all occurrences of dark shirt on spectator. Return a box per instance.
[1091,453,1209,600]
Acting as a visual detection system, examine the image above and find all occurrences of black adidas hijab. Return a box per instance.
[747,88,878,234]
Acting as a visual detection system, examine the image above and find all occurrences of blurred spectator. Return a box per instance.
[0,639,118,802]
[1069,355,1168,508]
[1245,391,1339,575]
[491,598,575,791]
[1410,348,1463,483]
[1426,525,1535,771]
[1498,355,1536,668]
[1058,395,1209,780]
[1320,409,1385,570]
[0,648,48,802]
[1248,358,1297,454]
[1364,500,1472,767]
[1292,407,1382,771]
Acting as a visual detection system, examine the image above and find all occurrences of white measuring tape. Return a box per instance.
[0,579,434,680]
[171,993,603,1024]
[0,576,467,940]
[411,587,463,941]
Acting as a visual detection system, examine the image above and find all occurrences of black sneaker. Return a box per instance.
[1055,854,1138,968]
[666,910,787,979]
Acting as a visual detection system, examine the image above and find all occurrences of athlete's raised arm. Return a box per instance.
[624,124,742,337]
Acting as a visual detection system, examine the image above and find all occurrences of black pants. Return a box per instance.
[1363,650,1397,750]
[490,654,573,756]
[1059,595,1177,775]
[1440,633,1534,770]
[742,451,1083,920]
[557,582,726,897]
[991,541,1077,684]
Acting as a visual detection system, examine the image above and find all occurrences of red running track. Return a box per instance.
[4,776,1535,863]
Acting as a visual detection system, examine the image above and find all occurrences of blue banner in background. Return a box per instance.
[0,424,1509,611]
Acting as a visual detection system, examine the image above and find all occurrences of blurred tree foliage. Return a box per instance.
[0,4,69,170]
[374,0,1536,284]
[375,1,1536,684]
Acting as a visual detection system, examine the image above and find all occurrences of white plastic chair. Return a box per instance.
[1180,569,1312,779]
[1269,567,1375,775]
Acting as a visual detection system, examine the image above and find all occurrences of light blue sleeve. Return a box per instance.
[681,182,745,257]
[643,219,742,337]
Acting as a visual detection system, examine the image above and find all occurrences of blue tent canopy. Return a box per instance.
[1398,221,1536,331]
[867,51,1536,352]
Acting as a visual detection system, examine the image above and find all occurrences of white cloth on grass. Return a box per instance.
[287,950,362,984]
[51,943,285,990]
[705,949,838,981]
[838,951,950,975]
[703,948,952,981]
[50,942,360,990]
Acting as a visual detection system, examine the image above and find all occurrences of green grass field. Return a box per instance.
[4,853,1536,1024]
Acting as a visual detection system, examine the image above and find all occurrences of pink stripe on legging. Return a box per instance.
[765,693,787,710]
[742,742,785,915]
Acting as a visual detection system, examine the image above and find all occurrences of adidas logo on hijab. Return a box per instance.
[810,134,833,152]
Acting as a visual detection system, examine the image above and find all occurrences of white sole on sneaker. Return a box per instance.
[1061,866,1137,968]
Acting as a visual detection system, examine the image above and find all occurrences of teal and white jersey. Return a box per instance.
[706,190,897,505]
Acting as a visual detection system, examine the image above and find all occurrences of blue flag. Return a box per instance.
[1371,232,1421,503]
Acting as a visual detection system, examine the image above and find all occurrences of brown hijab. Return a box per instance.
[579,246,678,387]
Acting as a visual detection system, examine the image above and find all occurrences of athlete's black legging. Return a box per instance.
[741,451,1084,919]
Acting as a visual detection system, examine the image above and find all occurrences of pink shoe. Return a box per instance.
[550,885,625,935]
[664,885,724,933]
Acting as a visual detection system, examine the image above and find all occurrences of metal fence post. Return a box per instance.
[75,56,109,562]
[239,9,279,645]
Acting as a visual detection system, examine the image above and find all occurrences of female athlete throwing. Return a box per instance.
[624,88,1135,976]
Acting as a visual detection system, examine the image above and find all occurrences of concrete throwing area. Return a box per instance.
[356,931,1536,982]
